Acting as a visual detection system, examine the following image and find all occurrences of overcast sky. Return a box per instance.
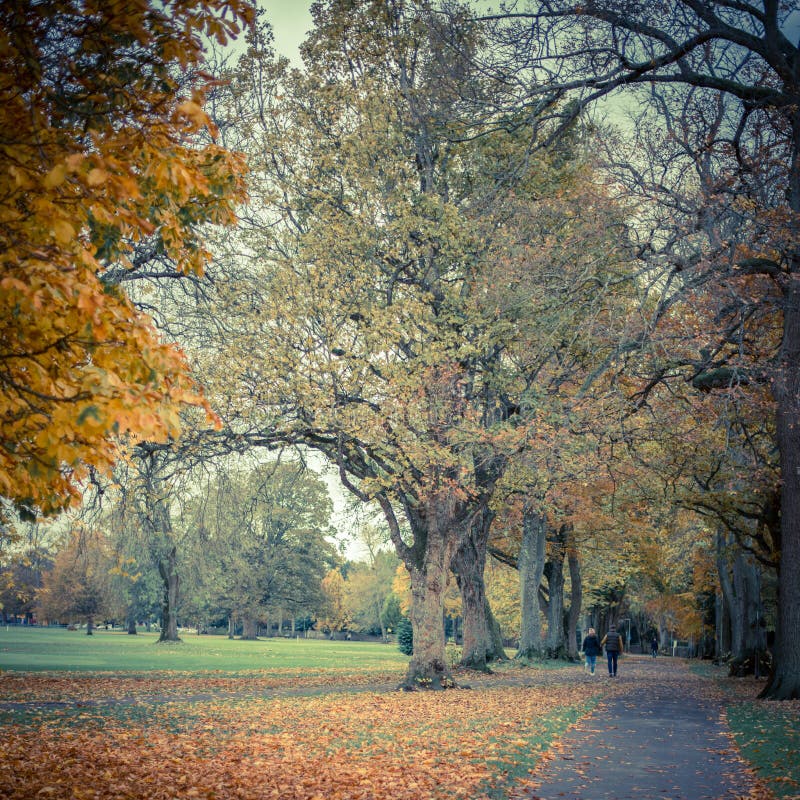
[264,1,314,62]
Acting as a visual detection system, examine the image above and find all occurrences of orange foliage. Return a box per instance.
[0,0,253,516]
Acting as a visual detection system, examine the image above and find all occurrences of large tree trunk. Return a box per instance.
[760,118,800,698]
[715,590,730,660]
[715,529,733,659]
[157,545,180,643]
[126,612,137,635]
[732,550,763,657]
[516,504,546,660]
[405,541,454,689]
[763,242,800,697]
[540,524,568,659]
[543,555,566,658]
[485,597,508,661]
[566,546,582,660]
[452,505,495,671]
[386,493,460,691]
[718,533,743,658]
[719,529,766,676]
[241,617,258,640]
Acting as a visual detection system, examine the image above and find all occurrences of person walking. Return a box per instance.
[581,627,601,675]
[650,634,659,658]
[601,624,623,676]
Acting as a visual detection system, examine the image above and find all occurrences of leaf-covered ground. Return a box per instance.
[1,667,593,800]
[1,658,797,800]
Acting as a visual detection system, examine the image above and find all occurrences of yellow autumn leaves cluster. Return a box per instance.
[0,0,253,516]
[1,672,592,800]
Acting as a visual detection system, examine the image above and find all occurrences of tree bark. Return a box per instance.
[715,529,734,658]
[485,597,508,661]
[126,613,137,635]
[732,550,763,656]
[157,545,180,643]
[720,529,766,676]
[452,505,495,671]
[384,492,460,690]
[764,224,800,697]
[567,545,582,660]
[404,540,454,689]
[543,554,566,659]
[714,591,729,660]
[241,617,258,640]
[516,503,547,660]
[718,534,742,659]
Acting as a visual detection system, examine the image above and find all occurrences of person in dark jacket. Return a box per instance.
[601,624,623,676]
[650,634,659,658]
[581,627,601,675]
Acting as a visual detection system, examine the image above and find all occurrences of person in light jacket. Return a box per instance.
[601,624,623,677]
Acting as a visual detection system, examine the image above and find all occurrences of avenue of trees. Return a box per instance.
[1,0,797,698]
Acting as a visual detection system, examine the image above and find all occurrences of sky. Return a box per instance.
[263,1,314,62]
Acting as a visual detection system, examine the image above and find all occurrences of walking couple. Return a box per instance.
[581,624,623,676]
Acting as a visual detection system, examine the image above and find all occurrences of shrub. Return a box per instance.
[397,616,413,655]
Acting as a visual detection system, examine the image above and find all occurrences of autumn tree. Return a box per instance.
[0,0,253,521]
[345,549,400,640]
[107,445,203,643]
[37,527,113,632]
[320,568,350,639]
[206,2,520,685]
[608,355,778,670]
[484,0,800,699]
[202,0,630,686]
[103,502,162,634]
[0,517,54,624]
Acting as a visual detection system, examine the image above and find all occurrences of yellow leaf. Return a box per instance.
[44,164,67,188]
[65,153,84,171]
[176,100,208,127]
[87,168,108,186]
[52,219,75,244]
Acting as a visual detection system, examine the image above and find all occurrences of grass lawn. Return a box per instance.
[727,701,800,798]
[691,661,800,798]
[0,625,409,673]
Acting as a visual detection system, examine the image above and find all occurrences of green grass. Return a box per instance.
[0,626,409,673]
[727,702,800,798]
[482,701,593,799]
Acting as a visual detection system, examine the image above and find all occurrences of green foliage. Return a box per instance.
[397,615,413,655]
[345,550,399,635]
[381,592,403,634]
[182,462,337,628]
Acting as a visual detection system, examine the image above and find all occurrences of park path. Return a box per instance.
[522,656,769,800]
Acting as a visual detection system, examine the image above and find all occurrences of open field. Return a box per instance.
[0,629,797,800]
[0,626,409,674]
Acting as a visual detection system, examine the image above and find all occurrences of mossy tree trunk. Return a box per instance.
[516,503,547,661]
[452,505,496,671]
[382,492,462,690]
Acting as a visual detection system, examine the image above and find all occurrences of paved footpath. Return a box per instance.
[525,656,767,800]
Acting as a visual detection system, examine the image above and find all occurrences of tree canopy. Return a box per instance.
[0,0,253,518]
